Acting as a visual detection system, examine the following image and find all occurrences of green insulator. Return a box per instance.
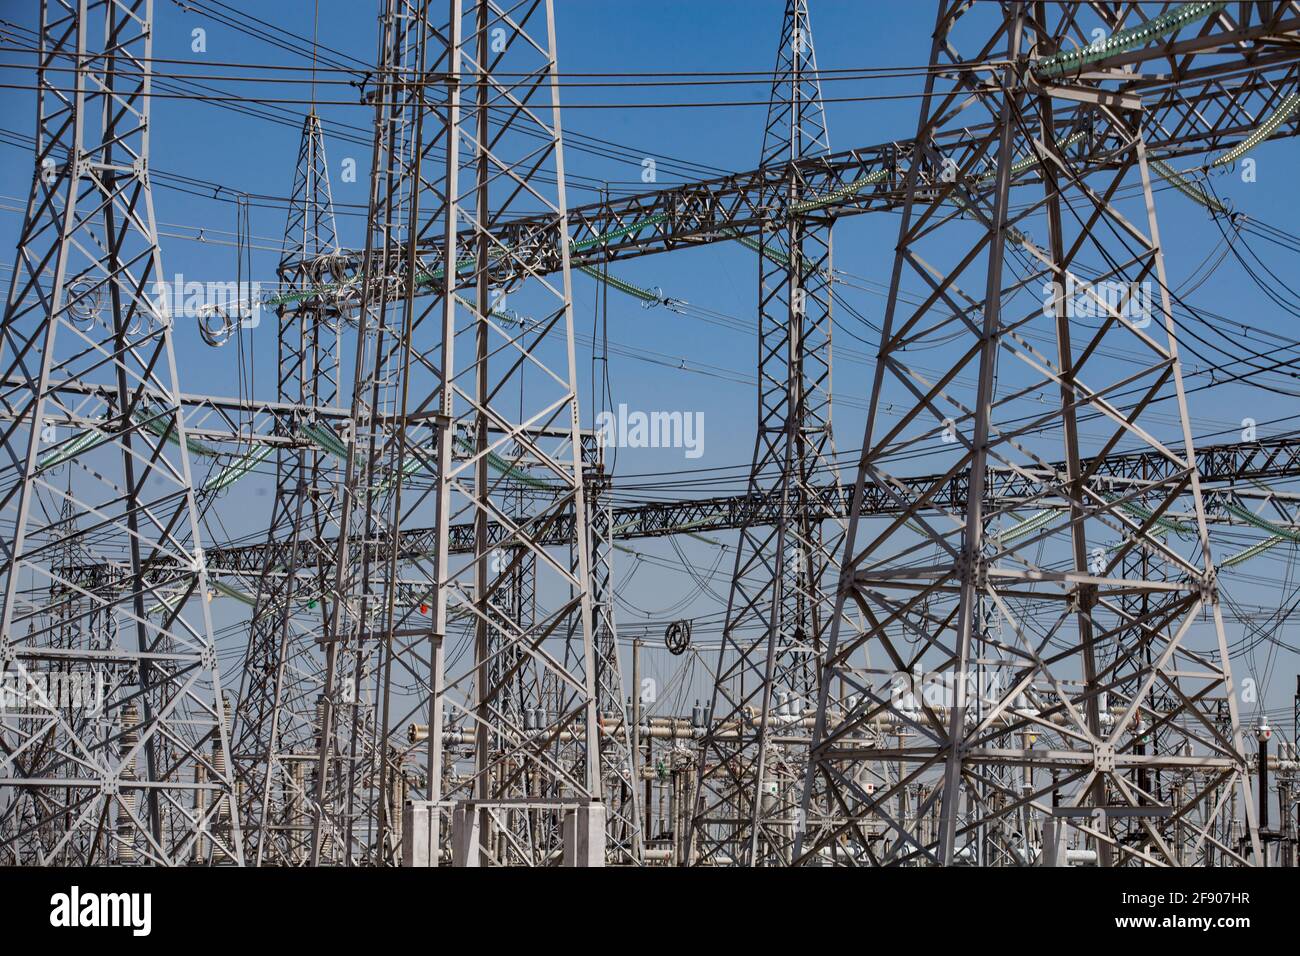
[1034,2,1227,79]
[1211,92,1300,169]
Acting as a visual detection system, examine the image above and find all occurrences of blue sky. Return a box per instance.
[1,1,1298,728]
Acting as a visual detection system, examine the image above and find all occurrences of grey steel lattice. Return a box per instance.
[795,0,1300,867]
[0,0,241,866]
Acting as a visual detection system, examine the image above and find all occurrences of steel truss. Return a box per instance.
[303,0,449,865]
[0,0,241,866]
[588,467,643,863]
[6,0,1299,869]
[691,0,853,867]
[73,433,1300,586]
[286,24,1300,310]
[232,112,344,865]
[302,0,621,867]
[797,0,1300,868]
[425,0,609,867]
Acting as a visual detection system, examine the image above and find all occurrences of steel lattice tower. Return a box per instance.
[797,0,1268,867]
[427,0,606,866]
[305,0,443,865]
[587,468,644,863]
[232,111,343,865]
[3,0,1292,871]
[0,0,241,865]
[304,0,612,866]
[691,0,851,866]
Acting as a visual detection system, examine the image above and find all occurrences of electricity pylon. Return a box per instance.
[303,0,444,865]
[586,462,643,863]
[232,111,343,865]
[427,0,606,866]
[0,0,241,865]
[691,0,850,866]
[309,0,608,866]
[797,0,1263,867]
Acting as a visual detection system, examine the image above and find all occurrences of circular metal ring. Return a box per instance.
[196,302,234,347]
[66,278,102,332]
[665,619,692,656]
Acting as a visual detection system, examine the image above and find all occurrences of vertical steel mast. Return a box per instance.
[691,0,848,866]
[431,0,605,866]
[308,0,607,866]
[798,0,1261,867]
[307,0,445,865]
[587,461,643,864]
[232,112,342,865]
[0,0,241,865]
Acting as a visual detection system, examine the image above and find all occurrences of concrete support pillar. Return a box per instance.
[451,802,483,866]
[563,803,606,867]
[402,800,439,867]
[1039,819,1063,866]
